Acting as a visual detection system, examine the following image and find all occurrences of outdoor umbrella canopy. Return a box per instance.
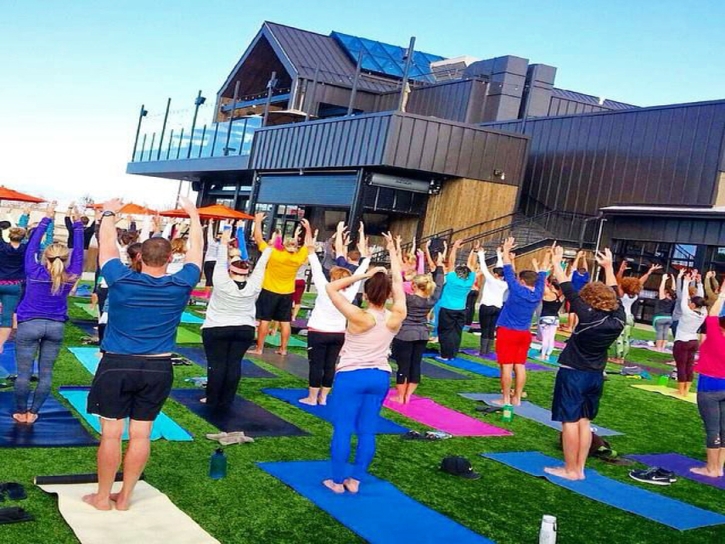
[158,208,189,218]
[0,186,45,203]
[196,204,253,220]
[119,203,157,215]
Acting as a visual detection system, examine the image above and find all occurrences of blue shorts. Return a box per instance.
[552,367,604,423]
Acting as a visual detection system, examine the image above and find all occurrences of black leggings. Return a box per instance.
[465,290,479,326]
[307,331,344,388]
[201,325,255,407]
[438,308,466,359]
[392,338,427,384]
[479,304,501,340]
[203,261,216,287]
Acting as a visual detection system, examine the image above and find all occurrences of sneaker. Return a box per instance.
[628,467,675,486]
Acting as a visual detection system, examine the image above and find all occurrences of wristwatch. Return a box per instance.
[102,211,116,218]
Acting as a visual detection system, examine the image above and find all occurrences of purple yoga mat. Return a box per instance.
[383,390,512,437]
[628,453,725,490]
[459,349,553,372]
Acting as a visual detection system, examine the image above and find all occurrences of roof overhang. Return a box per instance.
[126,155,250,182]
[600,205,725,219]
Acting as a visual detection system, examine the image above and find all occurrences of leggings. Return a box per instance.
[306,331,344,388]
[614,314,634,358]
[201,325,255,407]
[465,290,479,326]
[478,304,500,341]
[653,316,672,342]
[673,339,698,382]
[14,318,65,414]
[0,283,22,328]
[330,369,390,484]
[538,317,558,358]
[203,261,216,287]
[392,338,427,384]
[697,389,725,448]
[431,301,441,337]
[438,308,466,359]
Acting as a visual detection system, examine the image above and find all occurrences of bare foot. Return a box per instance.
[275,350,287,356]
[26,413,38,424]
[690,466,723,478]
[318,396,328,406]
[511,396,522,407]
[83,493,113,510]
[388,395,404,404]
[12,413,27,424]
[490,398,506,406]
[200,398,207,404]
[322,479,345,494]
[343,478,360,494]
[110,493,130,511]
[544,466,584,481]
[403,394,412,404]
[298,397,318,406]
[247,348,263,355]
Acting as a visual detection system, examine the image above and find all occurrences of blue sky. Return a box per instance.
[1,0,723,206]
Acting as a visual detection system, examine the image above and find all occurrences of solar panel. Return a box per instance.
[331,31,445,83]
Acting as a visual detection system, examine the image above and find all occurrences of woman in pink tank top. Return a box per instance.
[323,232,407,494]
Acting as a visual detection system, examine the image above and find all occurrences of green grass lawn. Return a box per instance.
[0,301,721,544]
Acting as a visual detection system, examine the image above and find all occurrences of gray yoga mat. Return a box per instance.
[252,351,309,380]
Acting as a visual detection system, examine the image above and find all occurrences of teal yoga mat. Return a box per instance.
[264,333,306,348]
[59,387,193,442]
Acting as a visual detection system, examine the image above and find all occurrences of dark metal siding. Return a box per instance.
[606,215,725,246]
[257,173,357,206]
[405,80,475,123]
[486,100,725,216]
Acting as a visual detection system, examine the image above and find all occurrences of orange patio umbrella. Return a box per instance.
[0,186,45,204]
[119,203,157,215]
[158,208,189,218]
[196,204,253,220]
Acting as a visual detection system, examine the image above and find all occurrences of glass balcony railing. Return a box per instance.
[131,116,262,163]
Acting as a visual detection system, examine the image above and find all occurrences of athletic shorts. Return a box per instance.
[495,326,532,365]
[292,279,306,305]
[551,367,604,423]
[87,353,173,421]
[256,288,293,322]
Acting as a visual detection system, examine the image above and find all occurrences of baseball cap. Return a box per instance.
[440,456,480,480]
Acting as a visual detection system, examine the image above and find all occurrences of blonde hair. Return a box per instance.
[412,274,435,298]
[8,227,26,243]
[330,266,352,281]
[44,243,75,295]
[170,238,187,255]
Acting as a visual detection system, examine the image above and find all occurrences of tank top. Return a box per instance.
[337,308,395,374]
[541,297,562,317]
[621,294,638,317]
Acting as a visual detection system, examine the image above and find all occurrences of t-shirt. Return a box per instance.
[695,316,725,379]
[438,271,476,311]
[101,259,200,355]
[496,265,546,330]
[334,256,360,273]
[653,298,675,317]
[571,270,590,292]
[558,281,625,372]
[258,242,309,294]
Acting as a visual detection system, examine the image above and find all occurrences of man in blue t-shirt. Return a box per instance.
[83,197,202,511]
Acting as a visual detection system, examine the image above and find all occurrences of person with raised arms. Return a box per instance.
[83,196,202,511]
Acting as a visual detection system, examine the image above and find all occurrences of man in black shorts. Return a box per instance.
[83,196,202,511]
[545,244,624,481]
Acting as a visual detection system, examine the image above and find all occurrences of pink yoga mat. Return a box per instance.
[383,390,512,437]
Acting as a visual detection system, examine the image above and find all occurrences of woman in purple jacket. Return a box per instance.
[13,203,84,424]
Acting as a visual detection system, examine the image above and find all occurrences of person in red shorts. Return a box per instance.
[494,238,548,406]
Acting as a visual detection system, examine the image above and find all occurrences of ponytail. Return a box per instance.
[412,274,435,298]
[43,243,75,295]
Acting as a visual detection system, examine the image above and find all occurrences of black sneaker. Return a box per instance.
[654,468,677,483]
[629,467,674,486]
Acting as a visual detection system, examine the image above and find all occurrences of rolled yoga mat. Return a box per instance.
[169,388,308,437]
[383,391,511,437]
[459,393,623,437]
[174,346,278,379]
[631,384,697,404]
[482,451,725,531]
[258,460,495,544]
[0,392,98,448]
[37,479,219,544]
[627,453,725,490]
[262,388,406,435]
[59,387,193,442]
[459,349,555,371]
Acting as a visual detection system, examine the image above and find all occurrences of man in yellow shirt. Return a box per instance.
[249,213,310,356]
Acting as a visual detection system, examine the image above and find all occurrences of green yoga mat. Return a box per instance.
[74,302,97,318]
[176,327,202,344]
[264,333,306,348]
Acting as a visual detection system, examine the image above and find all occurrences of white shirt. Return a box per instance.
[167,253,186,275]
[477,251,508,308]
[622,294,638,318]
[307,252,369,333]
[675,281,706,342]
[201,247,272,329]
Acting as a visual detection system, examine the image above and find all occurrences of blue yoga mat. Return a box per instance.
[0,391,98,448]
[259,460,494,544]
[482,451,725,531]
[263,388,407,435]
[181,311,204,324]
[0,343,38,377]
[174,346,277,379]
[68,347,101,374]
[59,387,193,442]
[431,357,501,378]
[459,393,623,437]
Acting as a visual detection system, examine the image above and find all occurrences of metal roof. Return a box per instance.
[552,88,636,110]
[600,205,725,217]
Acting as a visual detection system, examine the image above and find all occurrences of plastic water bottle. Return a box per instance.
[502,404,514,422]
[539,515,557,544]
[209,448,227,480]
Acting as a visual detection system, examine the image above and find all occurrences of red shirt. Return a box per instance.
[695,317,725,379]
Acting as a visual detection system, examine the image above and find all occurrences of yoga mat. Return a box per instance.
[482,451,725,531]
[0,392,98,448]
[169,388,308,437]
[74,284,93,297]
[631,384,697,404]
[181,311,204,324]
[74,302,97,318]
[0,342,20,376]
[459,393,623,437]
[383,391,511,437]
[176,327,202,344]
[628,453,725,490]
[459,349,555,371]
[253,351,309,380]
[68,347,102,374]
[38,479,219,544]
[258,460,494,544]
[264,333,307,348]
[263,388,406,435]
[531,334,567,349]
[71,320,98,338]
[174,346,278,379]
[432,356,501,378]
[59,387,193,442]
[291,318,308,330]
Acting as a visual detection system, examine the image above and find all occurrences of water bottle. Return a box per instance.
[501,404,514,422]
[209,448,227,480]
[539,515,557,544]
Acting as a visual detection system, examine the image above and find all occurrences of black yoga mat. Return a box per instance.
[34,472,133,486]
[390,359,469,380]
[0,392,98,448]
[70,321,98,338]
[174,347,278,379]
[252,351,309,381]
[169,388,308,438]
